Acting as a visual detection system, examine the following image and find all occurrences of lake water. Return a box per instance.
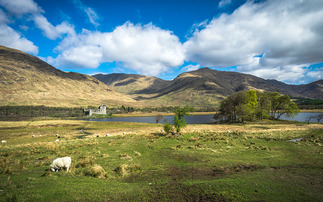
[87,113,322,124]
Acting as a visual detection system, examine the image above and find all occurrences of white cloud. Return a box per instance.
[84,7,99,27]
[182,64,201,72]
[0,24,38,54]
[219,0,232,8]
[185,0,323,82]
[0,8,38,54]
[0,0,41,16]
[57,45,102,68]
[238,64,308,83]
[55,22,185,76]
[306,68,323,81]
[33,14,75,40]
[0,0,75,40]
[73,0,100,28]
[0,8,8,23]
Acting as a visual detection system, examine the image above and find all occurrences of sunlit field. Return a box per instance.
[0,120,322,201]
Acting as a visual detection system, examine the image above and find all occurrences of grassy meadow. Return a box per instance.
[0,119,322,201]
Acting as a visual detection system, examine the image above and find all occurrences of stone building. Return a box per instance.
[84,104,107,116]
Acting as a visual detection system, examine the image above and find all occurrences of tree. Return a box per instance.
[173,106,193,133]
[155,114,164,124]
[163,106,193,134]
[268,93,299,119]
[216,90,299,123]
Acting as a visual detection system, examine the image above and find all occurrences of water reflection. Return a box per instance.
[86,113,322,124]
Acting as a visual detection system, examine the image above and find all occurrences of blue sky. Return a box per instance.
[0,0,322,84]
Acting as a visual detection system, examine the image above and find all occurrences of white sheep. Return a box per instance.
[56,139,59,142]
[56,134,59,137]
[50,157,71,172]
[227,130,231,133]
[106,133,110,136]
[32,135,35,137]
[1,140,7,143]
[123,132,126,135]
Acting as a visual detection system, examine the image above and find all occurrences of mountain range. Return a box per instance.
[0,45,322,108]
[93,68,323,107]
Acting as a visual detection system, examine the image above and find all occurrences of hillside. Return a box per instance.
[0,46,135,107]
[94,68,323,107]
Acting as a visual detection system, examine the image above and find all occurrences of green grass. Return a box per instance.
[0,120,322,201]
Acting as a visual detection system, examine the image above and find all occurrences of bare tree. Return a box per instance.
[155,114,164,124]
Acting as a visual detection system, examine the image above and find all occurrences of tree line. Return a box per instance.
[0,106,84,118]
[214,90,299,123]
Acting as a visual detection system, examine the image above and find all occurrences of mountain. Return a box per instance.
[93,67,323,107]
[0,46,135,107]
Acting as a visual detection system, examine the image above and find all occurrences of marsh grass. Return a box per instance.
[0,120,322,201]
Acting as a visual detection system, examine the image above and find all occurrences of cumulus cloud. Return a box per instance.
[0,8,38,54]
[0,0,75,41]
[184,0,323,83]
[182,64,201,72]
[33,14,75,40]
[55,22,185,76]
[306,68,323,81]
[0,24,38,54]
[0,0,41,16]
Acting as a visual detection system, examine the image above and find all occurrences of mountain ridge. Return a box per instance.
[93,67,323,107]
[0,45,135,107]
[0,45,321,108]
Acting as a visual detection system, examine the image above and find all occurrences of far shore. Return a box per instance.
[112,111,218,117]
[112,109,322,117]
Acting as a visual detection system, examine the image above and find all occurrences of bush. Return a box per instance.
[163,121,173,134]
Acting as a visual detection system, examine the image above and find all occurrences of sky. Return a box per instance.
[0,0,322,84]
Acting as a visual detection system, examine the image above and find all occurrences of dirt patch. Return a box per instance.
[144,180,228,201]
[213,164,262,175]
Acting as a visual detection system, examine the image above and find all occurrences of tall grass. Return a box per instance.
[0,120,322,201]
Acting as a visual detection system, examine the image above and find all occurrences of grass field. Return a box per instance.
[0,120,322,201]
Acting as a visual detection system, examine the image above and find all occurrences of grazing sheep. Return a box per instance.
[32,135,35,137]
[56,139,60,142]
[106,133,110,137]
[227,130,231,133]
[39,135,42,137]
[50,157,71,172]
[123,132,126,135]
[1,140,7,143]
[56,134,59,137]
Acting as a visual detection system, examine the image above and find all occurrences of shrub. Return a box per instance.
[76,156,95,168]
[115,163,141,177]
[163,121,173,134]
[85,165,107,178]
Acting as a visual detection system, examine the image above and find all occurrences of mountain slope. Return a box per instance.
[94,67,323,107]
[0,46,135,107]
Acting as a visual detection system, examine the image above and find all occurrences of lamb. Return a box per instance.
[50,157,71,172]
[1,140,7,143]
